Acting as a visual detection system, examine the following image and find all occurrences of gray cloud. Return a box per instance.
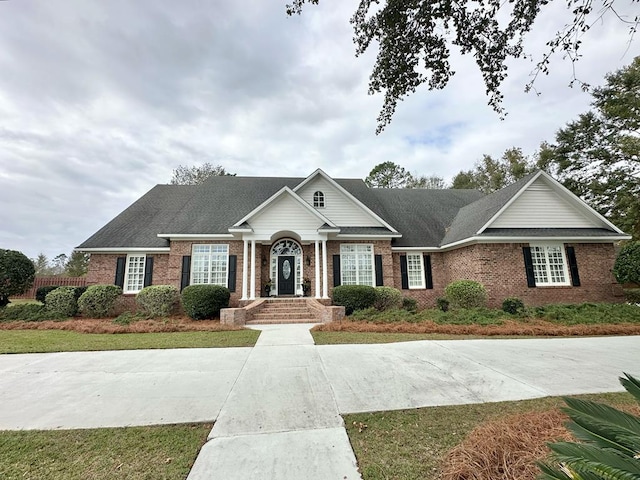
[0,0,637,260]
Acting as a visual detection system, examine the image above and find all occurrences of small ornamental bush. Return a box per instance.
[181,285,230,320]
[45,286,78,317]
[73,286,88,301]
[136,285,180,317]
[502,297,525,315]
[613,241,640,285]
[402,297,418,313]
[436,297,450,312]
[624,288,640,305]
[445,280,488,309]
[373,286,403,311]
[36,285,60,304]
[332,285,377,315]
[78,285,122,318]
[0,303,53,322]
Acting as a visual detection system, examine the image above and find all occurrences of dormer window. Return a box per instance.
[313,191,325,208]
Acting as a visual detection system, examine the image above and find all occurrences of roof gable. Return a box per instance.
[234,187,335,232]
[294,169,398,232]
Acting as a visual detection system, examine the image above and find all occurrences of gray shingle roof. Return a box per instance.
[439,172,538,246]
[77,171,620,250]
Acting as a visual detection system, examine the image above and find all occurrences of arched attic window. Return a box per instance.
[313,191,325,208]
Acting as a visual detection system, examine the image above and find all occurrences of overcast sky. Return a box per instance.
[0,0,637,261]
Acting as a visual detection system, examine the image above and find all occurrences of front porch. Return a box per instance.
[221,297,344,326]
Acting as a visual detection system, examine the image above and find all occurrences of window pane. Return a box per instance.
[546,246,566,284]
[125,255,145,293]
[531,246,549,284]
[407,254,424,288]
[191,244,228,286]
[340,244,373,286]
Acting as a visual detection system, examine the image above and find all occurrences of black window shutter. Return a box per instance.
[565,246,581,287]
[333,254,341,287]
[180,255,191,291]
[522,247,536,288]
[115,257,126,288]
[228,255,237,292]
[375,254,383,286]
[400,255,409,290]
[423,254,433,289]
[143,256,154,287]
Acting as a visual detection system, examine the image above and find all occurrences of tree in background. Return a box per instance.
[365,162,446,189]
[65,251,90,277]
[32,253,53,276]
[288,0,639,133]
[31,251,90,277]
[541,58,640,239]
[406,174,447,189]
[451,147,537,193]
[0,249,36,307]
[170,163,235,185]
[365,161,413,188]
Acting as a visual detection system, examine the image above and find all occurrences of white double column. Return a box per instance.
[241,239,257,301]
[313,239,329,299]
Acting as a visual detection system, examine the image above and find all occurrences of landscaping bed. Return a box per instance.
[313,303,640,339]
[344,392,638,480]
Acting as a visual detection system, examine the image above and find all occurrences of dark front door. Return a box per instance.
[277,256,295,295]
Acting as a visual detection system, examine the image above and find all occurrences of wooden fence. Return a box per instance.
[13,276,89,299]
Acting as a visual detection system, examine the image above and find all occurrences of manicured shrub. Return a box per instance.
[181,285,230,320]
[373,286,403,311]
[436,297,450,312]
[78,285,122,318]
[136,285,180,317]
[45,286,78,317]
[613,241,640,285]
[332,285,377,315]
[624,288,640,305]
[36,285,60,304]
[72,286,88,301]
[0,303,52,322]
[0,249,36,307]
[444,280,487,309]
[502,297,525,315]
[402,297,418,313]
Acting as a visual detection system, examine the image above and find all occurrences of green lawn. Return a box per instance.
[0,329,260,354]
[0,423,211,480]
[344,392,635,480]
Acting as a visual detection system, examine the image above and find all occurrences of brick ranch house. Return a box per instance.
[77,169,630,310]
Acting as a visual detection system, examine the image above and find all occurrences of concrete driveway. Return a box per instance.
[1,326,638,479]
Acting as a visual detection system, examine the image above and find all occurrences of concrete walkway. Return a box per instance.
[1,328,639,479]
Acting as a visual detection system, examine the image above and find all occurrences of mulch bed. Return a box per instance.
[313,319,640,336]
[440,409,572,480]
[0,317,243,334]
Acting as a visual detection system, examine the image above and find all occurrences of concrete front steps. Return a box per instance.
[246,298,319,325]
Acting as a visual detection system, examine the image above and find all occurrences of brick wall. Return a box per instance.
[441,243,620,307]
[325,240,395,296]
[86,240,621,310]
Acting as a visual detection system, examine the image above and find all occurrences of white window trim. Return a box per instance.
[190,244,230,287]
[123,253,146,294]
[313,191,325,208]
[340,244,375,286]
[406,253,425,289]
[530,243,571,286]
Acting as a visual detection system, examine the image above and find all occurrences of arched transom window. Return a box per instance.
[313,191,325,208]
